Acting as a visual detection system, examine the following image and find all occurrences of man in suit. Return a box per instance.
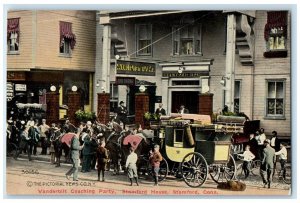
[248,133,259,160]
[116,101,128,129]
[260,139,276,188]
[66,132,82,181]
[155,103,166,117]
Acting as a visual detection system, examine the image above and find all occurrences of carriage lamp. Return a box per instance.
[177,62,186,74]
[71,85,78,92]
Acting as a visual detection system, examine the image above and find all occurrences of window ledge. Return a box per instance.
[264,50,287,58]
[59,54,72,58]
[264,116,286,120]
[171,53,203,57]
[7,51,20,55]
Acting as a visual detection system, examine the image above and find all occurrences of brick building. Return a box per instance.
[96,10,291,138]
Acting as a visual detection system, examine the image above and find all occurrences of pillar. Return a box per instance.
[46,92,59,125]
[135,93,149,129]
[198,93,214,116]
[67,92,81,126]
[101,23,111,93]
[225,13,237,112]
[97,93,110,124]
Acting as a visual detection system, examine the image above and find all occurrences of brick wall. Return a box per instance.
[135,93,149,129]
[97,93,110,124]
[67,92,81,126]
[198,93,214,116]
[46,92,59,125]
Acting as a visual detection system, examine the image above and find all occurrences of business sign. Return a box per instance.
[116,60,156,76]
[15,84,27,91]
[7,82,14,101]
[116,77,136,86]
[162,72,204,78]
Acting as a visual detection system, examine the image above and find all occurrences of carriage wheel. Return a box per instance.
[181,152,208,188]
[209,155,236,183]
[146,157,169,182]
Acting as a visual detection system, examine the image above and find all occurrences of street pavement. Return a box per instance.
[5,152,291,197]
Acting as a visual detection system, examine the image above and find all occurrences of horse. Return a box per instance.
[50,128,72,167]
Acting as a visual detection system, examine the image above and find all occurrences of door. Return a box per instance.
[171,91,199,114]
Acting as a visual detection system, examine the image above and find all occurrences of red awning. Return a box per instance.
[7,18,20,42]
[264,11,287,40]
[59,21,76,49]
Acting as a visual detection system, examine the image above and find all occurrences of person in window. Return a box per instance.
[179,105,189,114]
[116,101,128,129]
[155,103,166,118]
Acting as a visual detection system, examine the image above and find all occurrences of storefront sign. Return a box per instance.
[162,72,204,78]
[7,82,14,101]
[116,76,136,86]
[116,60,156,76]
[15,84,27,91]
[7,71,26,81]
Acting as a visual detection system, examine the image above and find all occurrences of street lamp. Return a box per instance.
[220,76,230,86]
[178,62,186,74]
[50,85,56,92]
[71,85,78,92]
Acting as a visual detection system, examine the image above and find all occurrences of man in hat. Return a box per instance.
[149,145,163,186]
[116,101,128,129]
[260,139,276,189]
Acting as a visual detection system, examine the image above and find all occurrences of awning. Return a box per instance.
[60,21,76,49]
[264,11,287,40]
[7,18,20,43]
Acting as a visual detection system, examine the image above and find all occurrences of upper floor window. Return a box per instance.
[266,80,285,118]
[234,80,241,113]
[172,24,202,55]
[59,21,76,55]
[264,11,288,57]
[7,18,20,53]
[136,24,152,56]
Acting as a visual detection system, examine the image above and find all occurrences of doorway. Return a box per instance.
[171,91,199,114]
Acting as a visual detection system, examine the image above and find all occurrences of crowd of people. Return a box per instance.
[239,128,288,189]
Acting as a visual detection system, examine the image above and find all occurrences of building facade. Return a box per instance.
[97,10,291,138]
[7,10,96,123]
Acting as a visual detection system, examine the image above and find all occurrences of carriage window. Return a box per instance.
[174,129,184,147]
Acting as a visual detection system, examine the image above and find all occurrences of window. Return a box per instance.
[234,81,241,113]
[110,83,119,112]
[136,24,152,55]
[172,24,202,55]
[266,80,285,117]
[7,18,20,52]
[59,21,76,55]
[264,11,288,57]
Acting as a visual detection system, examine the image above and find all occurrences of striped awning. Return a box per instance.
[60,21,76,49]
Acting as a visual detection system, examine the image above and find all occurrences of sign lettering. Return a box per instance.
[116,77,136,86]
[162,72,205,78]
[116,60,156,76]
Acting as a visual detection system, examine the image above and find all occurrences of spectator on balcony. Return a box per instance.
[116,101,128,129]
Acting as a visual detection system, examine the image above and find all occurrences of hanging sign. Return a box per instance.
[7,82,14,101]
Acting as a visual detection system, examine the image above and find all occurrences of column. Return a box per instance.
[198,93,214,116]
[97,93,110,124]
[46,92,59,125]
[225,13,237,112]
[67,92,81,126]
[135,93,149,129]
[101,23,111,93]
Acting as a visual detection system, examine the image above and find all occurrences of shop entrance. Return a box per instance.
[171,91,199,114]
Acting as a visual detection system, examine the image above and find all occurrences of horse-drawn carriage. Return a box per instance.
[150,113,251,188]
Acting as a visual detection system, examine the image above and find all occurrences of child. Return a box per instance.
[149,145,163,186]
[125,147,139,186]
[239,145,255,179]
